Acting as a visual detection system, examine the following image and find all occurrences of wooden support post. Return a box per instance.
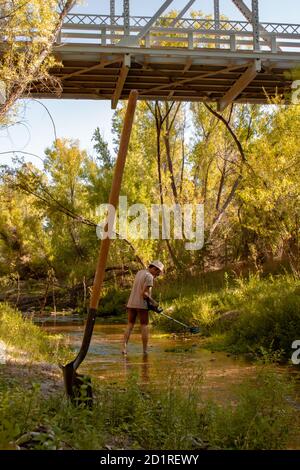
[90,89,139,310]
[218,60,261,112]
[112,54,131,109]
[62,90,139,400]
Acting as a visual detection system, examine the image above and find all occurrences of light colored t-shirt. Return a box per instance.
[127,269,154,309]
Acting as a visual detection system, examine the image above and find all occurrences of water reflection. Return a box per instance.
[123,353,150,383]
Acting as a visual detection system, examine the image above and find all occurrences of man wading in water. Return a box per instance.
[122,261,164,355]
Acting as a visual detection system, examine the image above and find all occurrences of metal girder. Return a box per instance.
[252,0,260,51]
[170,0,196,27]
[218,59,261,112]
[118,0,175,46]
[231,0,258,23]
[124,0,130,37]
[110,0,115,21]
[112,54,131,109]
[214,0,220,27]
[110,1,116,42]
[214,0,220,48]
[231,0,281,51]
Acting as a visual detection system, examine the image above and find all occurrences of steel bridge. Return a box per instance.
[38,1,300,110]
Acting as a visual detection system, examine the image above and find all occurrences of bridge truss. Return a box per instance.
[37,1,300,109]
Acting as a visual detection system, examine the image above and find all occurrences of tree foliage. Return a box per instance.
[0,0,76,120]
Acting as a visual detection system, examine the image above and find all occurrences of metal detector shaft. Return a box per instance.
[158,310,191,330]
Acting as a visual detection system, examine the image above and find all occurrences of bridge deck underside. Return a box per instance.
[30,50,294,105]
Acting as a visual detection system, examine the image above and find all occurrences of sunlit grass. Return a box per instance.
[153,273,300,358]
[0,303,72,363]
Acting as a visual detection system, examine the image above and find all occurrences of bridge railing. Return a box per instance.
[57,15,300,53]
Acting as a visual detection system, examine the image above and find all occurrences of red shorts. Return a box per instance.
[127,308,149,326]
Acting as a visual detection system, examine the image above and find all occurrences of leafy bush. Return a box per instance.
[97,287,130,318]
[228,275,300,357]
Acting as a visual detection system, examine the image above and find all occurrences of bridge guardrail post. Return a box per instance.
[188,30,194,49]
[230,34,237,51]
[145,32,151,48]
[101,27,106,46]
[271,35,277,53]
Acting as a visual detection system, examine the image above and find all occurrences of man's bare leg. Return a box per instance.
[122,322,134,355]
[141,324,149,354]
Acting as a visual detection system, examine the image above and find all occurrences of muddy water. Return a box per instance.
[39,316,262,403]
[36,315,300,448]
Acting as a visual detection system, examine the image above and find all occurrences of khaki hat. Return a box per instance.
[149,260,164,272]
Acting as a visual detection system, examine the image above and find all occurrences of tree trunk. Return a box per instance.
[154,103,180,268]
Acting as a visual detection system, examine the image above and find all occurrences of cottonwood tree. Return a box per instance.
[0,0,77,120]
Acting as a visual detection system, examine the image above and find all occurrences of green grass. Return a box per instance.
[153,272,300,359]
[0,367,296,450]
[0,297,298,450]
[0,302,72,363]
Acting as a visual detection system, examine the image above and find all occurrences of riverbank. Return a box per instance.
[154,273,300,360]
[1,303,300,450]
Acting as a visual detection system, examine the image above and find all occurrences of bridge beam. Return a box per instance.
[119,0,175,46]
[139,62,254,97]
[171,0,196,27]
[214,0,220,26]
[252,0,260,51]
[61,57,123,81]
[231,0,281,51]
[124,0,130,37]
[218,59,261,112]
[112,54,131,109]
[214,0,220,48]
[110,0,115,20]
[110,0,116,39]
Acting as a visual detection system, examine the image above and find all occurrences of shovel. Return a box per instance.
[61,90,139,406]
